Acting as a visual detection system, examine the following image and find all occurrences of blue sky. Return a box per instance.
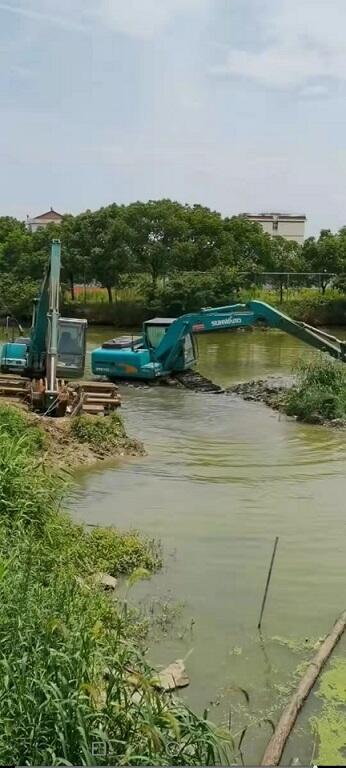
[1,0,346,235]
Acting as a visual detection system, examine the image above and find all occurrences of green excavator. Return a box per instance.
[0,240,120,416]
[91,301,346,390]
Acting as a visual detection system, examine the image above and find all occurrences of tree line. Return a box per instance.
[1,200,346,317]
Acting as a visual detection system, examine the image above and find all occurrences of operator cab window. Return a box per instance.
[146,325,167,349]
[58,321,86,371]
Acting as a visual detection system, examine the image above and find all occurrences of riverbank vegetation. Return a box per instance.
[285,357,346,424]
[2,202,346,325]
[231,356,346,427]
[0,403,231,765]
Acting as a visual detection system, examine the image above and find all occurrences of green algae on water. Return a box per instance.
[312,659,346,766]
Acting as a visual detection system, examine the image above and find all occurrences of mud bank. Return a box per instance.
[227,376,294,410]
[24,409,145,469]
[228,376,346,429]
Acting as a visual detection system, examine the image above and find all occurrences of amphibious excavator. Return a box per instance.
[91,301,346,389]
[0,240,120,416]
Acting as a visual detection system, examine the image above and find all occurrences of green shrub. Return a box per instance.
[146,269,241,316]
[70,413,126,450]
[286,387,345,422]
[285,356,346,422]
[43,513,163,577]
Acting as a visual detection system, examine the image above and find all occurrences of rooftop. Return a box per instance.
[29,207,63,222]
[241,212,307,220]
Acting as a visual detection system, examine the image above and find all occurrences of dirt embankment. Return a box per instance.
[25,411,145,470]
[227,376,295,411]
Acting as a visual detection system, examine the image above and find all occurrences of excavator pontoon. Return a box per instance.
[0,240,120,416]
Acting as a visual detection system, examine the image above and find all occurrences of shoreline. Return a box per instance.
[228,376,346,429]
[7,403,145,470]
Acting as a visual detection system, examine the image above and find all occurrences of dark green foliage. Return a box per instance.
[2,203,346,324]
[147,269,241,316]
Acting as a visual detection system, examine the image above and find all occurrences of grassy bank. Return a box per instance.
[62,289,346,327]
[22,409,144,469]
[285,357,346,424]
[0,405,230,765]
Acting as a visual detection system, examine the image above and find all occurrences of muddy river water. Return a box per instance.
[70,327,346,764]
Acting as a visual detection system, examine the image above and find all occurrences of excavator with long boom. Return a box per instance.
[0,240,120,416]
[91,301,346,390]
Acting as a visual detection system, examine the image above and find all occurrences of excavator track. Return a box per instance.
[104,371,224,394]
[172,370,224,393]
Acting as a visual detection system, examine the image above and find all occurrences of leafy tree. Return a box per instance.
[125,200,188,287]
[92,207,136,303]
[303,230,341,293]
[60,212,95,300]
[269,237,304,302]
[222,216,273,279]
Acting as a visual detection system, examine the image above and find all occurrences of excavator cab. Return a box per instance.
[144,318,197,370]
[57,318,87,379]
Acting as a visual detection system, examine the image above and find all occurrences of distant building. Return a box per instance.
[240,212,306,245]
[26,207,63,232]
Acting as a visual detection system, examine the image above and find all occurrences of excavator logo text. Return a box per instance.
[211,317,243,328]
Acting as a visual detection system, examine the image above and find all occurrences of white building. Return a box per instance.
[26,207,63,232]
[240,212,306,244]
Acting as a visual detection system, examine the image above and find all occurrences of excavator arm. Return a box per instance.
[248,300,346,361]
[153,300,346,366]
[28,238,61,378]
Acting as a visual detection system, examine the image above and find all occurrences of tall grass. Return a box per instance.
[0,406,232,765]
[285,355,346,422]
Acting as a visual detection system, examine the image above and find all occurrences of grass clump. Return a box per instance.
[285,355,346,423]
[43,514,163,577]
[70,413,126,450]
[0,403,45,450]
[0,405,231,765]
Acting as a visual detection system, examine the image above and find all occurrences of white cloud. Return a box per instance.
[0,1,86,31]
[99,0,205,39]
[212,0,346,90]
[0,0,208,39]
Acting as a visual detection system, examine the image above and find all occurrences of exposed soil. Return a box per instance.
[5,401,145,470]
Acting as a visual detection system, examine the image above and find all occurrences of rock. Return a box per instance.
[330,418,346,428]
[155,659,190,691]
[94,572,118,590]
